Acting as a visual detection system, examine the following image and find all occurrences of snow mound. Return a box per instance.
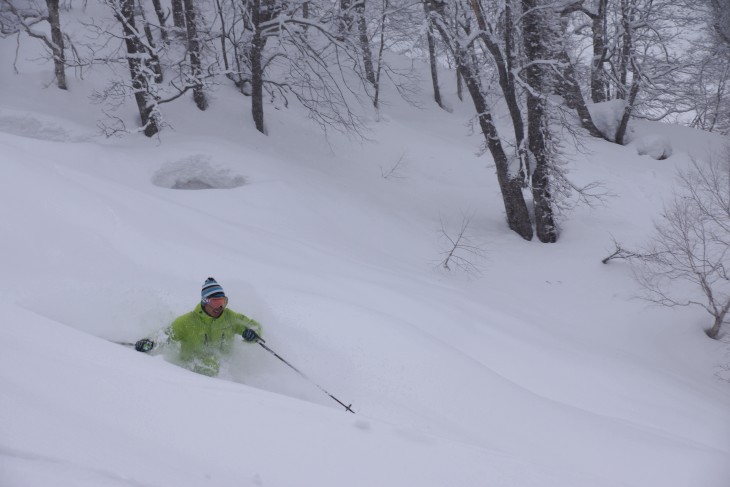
[0,109,92,142]
[151,155,248,190]
[634,135,673,160]
[588,100,634,143]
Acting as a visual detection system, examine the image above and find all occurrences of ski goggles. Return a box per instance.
[204,296,228,308]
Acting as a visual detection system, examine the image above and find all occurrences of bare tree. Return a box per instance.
[149,0,169,43]
[182,0,208,110]
[1,0,68,89]
[45,0,66,88]
[437,214,486,275]
[114,0,160,136]
[242,0,372,135]
[380,152,408,179]
[567,0,610,103]
[422,0,445,109]
[425,0,533,241]
[521,0,558,242]
[710,0,730,48]
[633,156,730,339]
[171,0,186,33]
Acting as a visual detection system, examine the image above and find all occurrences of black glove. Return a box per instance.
[242,328,258,342]
[135,339,155,352]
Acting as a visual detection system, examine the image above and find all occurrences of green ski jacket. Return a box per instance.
[166,304,262,376]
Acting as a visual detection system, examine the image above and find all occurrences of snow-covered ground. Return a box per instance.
[1,19,730,487]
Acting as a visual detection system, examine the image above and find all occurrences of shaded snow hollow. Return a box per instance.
[152,155,248,190]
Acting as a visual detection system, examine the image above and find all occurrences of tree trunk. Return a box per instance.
[373,0,387,109]
[707,315,723,339]
[45,0,67,90]
[468,0,525,154]
[171,0,186,32]
[614,0,639,145]
[556,49,604,138]
[522,0,557,243]
[426,29,443,109]
[182,0,208,110]
[614,76,639,145]
[150,0,168,43]
[617,0,632,100]
[453,0,463,102]
[339,0,354,37]
[137,0,163,82]
[425,0,532,240]
[119,0,158,137]
[250,0,265,133]
[214,0,229,72]
[707,297,730,339]
[356,0,375,85]
[459,57,533,240]
[422,1,443,109]
[590,0,608,103]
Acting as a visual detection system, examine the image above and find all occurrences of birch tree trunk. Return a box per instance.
[45,0,67,90]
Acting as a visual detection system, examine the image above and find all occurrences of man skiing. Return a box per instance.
[135,277,262,377]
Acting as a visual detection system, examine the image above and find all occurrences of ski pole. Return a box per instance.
[253,336,355,414]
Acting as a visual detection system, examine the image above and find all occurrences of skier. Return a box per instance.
[134,277,262,376]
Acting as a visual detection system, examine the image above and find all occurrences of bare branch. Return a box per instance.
[437,214,486,275]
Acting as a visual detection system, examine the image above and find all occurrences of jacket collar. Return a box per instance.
[195,303,225,322]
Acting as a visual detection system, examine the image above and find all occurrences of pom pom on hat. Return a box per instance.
[202,277,225,301]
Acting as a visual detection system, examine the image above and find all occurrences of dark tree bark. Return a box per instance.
[45,0,67,90]
[250,0,265,132]
[182,0,208,110]
[214,0,229,71]
[136,0,163,82]
[339,0,354,36]
[617,0,632,100]
[373,0,387,108]
[590,0,608,103]
[356,0,375,85]
[614,0,639,144]
[615,73,640,144]
[522,0,557,242]
[119,0,158,136]
[468,0,525,155]
[150,0,169,43]
[423,2,444,108]
[555,49,604,138]
[425,0,532,240]
[171,0,186,32]
[340,0,375,87]
[461,58,533,240]
[426,27,444,108]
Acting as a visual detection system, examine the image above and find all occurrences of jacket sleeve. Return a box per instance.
[230,311,262,338]
[167,315,187,343]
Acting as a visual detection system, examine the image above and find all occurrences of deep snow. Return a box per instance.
[1,16,730,487]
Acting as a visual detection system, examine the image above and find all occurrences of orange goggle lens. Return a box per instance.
[206,296,228,307]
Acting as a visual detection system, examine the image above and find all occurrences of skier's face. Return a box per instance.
[203,296,228,318]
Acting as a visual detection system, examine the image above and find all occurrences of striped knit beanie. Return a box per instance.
[202,277,225,302]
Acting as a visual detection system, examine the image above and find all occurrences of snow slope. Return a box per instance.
[1,25,730,487]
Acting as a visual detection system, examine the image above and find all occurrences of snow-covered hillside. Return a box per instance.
[1,17,730,487]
